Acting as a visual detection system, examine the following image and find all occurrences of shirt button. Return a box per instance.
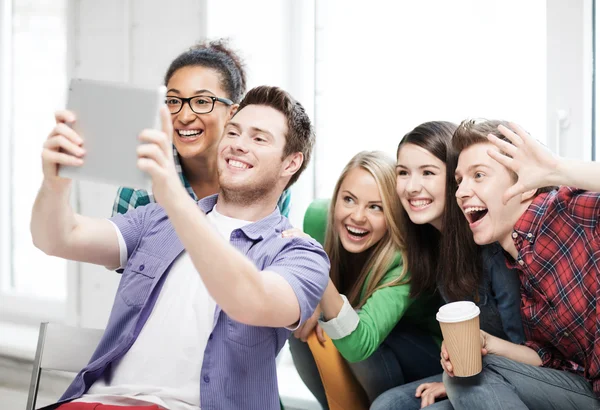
[203,375,210,383]
[518,260,525,266]
[512,232,518,239]
[139,264,145,271]
[564,332,569,337]
[527,233,533,239]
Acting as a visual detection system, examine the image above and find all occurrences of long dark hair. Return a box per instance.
[397,121,481,300]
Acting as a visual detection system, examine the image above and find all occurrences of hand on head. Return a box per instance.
[486,122,559,204]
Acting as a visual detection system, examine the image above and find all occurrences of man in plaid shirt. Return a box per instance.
[441,120,600,410]
[112,146,291,217]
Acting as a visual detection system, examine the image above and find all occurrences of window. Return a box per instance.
[314,0,547,198]
[1,0,68,321]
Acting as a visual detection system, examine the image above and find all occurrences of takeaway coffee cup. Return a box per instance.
[436,301,482,377]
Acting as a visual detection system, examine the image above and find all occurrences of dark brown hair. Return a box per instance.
[164,39,247,103]
[452,119,556,197]
[236,86,315,188]
[397,121,483,301]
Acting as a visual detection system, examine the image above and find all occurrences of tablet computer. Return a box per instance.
[58,78,166,190]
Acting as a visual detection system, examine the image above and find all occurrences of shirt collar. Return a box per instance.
[513,190,555,238]
[198,194,284,240]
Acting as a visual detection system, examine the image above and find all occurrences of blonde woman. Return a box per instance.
[288,151,442,407]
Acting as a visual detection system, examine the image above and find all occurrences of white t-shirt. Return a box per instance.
[76,206,250,410]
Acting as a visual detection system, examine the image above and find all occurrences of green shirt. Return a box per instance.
[333,252,441,362]
[304,198,441,363]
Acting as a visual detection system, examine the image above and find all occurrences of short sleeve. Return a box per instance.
[265,237,330,327]
[109,203,158,262]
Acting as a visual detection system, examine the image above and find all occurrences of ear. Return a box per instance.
[228,104,240,119]
[281,152,304,179]
[520,188,537,203]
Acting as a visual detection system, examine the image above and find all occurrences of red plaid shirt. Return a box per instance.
[507,186,600,397]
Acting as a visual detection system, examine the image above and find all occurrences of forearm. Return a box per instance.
[320,279,345,320]
[31,180,121,266]
[31,181,78,256]
[488,334,543,366]
[163,193,298,327]
[553,159,600,192]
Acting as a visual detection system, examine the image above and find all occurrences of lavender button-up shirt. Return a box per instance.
[52,194,330,410]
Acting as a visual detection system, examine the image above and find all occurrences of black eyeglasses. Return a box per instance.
[165,95,234,114]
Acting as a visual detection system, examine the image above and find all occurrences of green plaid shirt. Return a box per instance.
[112,146,291,217]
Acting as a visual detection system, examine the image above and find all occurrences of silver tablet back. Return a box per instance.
[59,78,166,190]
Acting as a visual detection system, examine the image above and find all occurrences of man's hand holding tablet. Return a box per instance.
[56,78,167,191]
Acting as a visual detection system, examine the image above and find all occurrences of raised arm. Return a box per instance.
[487,123,600,203]
[30,110,120,268]
[135,107,328,328]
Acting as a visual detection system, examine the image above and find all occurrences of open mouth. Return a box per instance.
[227,158,253,170]
[177,129,204,140]
[346,225,370,240]
[464,207,488,224]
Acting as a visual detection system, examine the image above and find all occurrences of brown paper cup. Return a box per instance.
[437,302,482,377]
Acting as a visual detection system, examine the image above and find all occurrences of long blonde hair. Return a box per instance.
[325,151,408,309]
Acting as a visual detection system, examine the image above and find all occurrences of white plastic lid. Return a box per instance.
[436,301,480,323]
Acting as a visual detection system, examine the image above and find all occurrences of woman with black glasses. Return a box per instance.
[112,39,291,216]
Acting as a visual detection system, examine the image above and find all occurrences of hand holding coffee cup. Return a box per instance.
[436,301,482,377]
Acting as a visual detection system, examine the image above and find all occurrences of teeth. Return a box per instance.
[410,199,432,208]
[347,225,368,235]
[465,207,487,214]
[228,159,250,169]
[178,129,201,136]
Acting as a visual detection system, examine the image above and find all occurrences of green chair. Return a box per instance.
[303,198,330,246]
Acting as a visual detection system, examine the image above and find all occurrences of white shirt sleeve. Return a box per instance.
[317,294,360,340]
[109,220,128,270]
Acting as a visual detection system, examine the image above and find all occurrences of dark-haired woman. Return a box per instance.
[112,39,290,215]
[371,121,524,410]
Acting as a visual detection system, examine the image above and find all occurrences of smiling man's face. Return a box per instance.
[217,104,290,201]
[454,143,525,249]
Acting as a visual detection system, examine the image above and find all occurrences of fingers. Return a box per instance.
[507,122,533,145]
[440,346,454,376]
[415,383,430,397]
[487,147,514,170]
[421,393,435,408]
[137,157,162,176]
[316,324,326,344]
[293,325,304,340]
[487,134,517,157]
[42,148,84,167]
[44,134,85,157]
[497,124,524,146]
[137,142,169,167]
[502,183,524,205]
[54,110,76,124]
[49,123,84,145]
[138,129,171,155]
[159,105,174,143]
